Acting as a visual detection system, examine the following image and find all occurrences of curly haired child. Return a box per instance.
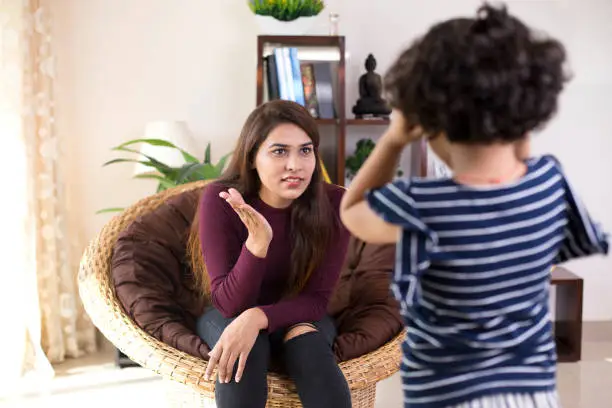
[340,3,608,408]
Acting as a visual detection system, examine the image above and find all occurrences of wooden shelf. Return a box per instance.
[347,118,390,126]
[256,35,428,183]
[316,118,339,125]
[258,35,343,47]
[551,266,583,362]
[257,35,346,185]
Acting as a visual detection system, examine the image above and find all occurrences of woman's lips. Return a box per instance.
[282,177,303,188]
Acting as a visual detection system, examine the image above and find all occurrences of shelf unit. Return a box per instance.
[256,35,428,184]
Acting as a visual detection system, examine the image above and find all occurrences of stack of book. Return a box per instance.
[264,46,337,120]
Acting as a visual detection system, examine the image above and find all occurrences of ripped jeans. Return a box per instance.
[196,307,351,408]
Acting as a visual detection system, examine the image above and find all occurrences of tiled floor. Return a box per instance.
[1,325,611,408]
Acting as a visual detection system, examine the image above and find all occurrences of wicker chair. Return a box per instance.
[78,180,404,408]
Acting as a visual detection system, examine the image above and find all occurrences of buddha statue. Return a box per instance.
[352,54,391,119]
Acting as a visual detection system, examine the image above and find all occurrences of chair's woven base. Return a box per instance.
[163,378,378,408]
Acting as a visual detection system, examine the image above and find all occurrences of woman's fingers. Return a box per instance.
[219,189,272,242]
[219,189,244,208]
[220,190,258,231]
[235,352,248,383]
[240,205,260,229]
[217,347,231,384]
[227,188,245,206]
[205,346,220,381]
[237,208,256,233]
[225,352,239,383]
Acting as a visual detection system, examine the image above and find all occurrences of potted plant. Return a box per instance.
[345,138,403,183]
[249,0,326,35]
[97,138,231,214]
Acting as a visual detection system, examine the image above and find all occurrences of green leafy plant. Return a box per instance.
[97,138,231,214]
[249,0,325,22]
[346,138,403,180]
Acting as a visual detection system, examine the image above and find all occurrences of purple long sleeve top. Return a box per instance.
[198,181,350,333]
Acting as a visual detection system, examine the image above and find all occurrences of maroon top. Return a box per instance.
[198,181,350,333]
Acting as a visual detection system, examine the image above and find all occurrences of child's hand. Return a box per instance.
[384,110,424,146]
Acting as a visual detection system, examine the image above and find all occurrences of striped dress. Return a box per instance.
[366,155,608,408]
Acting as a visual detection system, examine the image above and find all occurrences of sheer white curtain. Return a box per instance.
[0,0,96,398]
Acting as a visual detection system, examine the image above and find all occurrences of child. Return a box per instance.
[340,3,608,408]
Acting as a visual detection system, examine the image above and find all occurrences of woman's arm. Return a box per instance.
[259,224,350,333]
[340,112,423,244]
[198,185,268,318]
[258,188,351,332]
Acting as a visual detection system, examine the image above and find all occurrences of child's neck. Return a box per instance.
[450,143,526,186]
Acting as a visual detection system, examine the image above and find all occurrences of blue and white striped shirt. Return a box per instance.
[367,155,608,407]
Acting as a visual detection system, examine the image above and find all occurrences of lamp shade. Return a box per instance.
[133,121,197,176]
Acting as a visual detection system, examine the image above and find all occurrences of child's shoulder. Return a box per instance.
[526,154,563,169]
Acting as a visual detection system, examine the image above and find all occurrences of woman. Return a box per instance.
[187,100,352,408]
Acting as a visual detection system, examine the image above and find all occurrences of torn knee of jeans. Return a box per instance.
[283,323,318,342]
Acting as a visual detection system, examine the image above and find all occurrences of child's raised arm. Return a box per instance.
[339,111,423,243]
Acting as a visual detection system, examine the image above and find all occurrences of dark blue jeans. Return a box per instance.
[196,307,351,408]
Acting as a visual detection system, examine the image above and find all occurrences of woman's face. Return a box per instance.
[254,123,316,208]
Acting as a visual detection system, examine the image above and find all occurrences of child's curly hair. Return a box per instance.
[384,3,570,144]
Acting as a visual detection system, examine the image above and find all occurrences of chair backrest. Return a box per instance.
[79,180,211,289]
[77,180,212,365]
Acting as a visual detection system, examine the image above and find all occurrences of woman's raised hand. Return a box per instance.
[219,188,273,258]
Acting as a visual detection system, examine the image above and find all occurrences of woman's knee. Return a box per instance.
[250,331,271,360]
[214,332,270,405]
[283,323,318,343]
[282,324,351,408]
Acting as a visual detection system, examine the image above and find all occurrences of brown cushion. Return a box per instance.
[329,239,403,361]
[112,187,402,362]
[112,188,209,359]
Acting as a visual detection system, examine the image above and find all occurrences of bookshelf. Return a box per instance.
[256,35,429,185]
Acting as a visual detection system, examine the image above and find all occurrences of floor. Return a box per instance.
[1,324,611,408]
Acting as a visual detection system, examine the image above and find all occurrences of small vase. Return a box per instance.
[255,15,317,36]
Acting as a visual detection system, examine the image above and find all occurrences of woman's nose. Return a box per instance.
[286,154,300,171]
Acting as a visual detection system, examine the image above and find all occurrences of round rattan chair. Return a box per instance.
[78,180,404,408]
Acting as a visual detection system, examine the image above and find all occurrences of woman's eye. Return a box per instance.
[272,148,286,156]
[301,147,313,155]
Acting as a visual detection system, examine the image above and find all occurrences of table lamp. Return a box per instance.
[133,120,197,176]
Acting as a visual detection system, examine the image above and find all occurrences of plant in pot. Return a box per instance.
[249,0,325,35]
[345,138,404,183]
[97,138,231,214]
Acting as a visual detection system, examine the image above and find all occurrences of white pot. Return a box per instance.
[255,15,317,36]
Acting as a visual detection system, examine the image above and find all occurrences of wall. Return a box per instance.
[52,0,612,320]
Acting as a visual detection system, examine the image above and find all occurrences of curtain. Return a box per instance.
[0,0,96,397]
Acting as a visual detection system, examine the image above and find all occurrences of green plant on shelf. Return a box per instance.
[248,0,325,22]
[97,138,231,214]
[345,138,404,181]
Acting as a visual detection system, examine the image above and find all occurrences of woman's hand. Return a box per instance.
[220,188,273,258]
[204,308,268,384]
[383,109,424,147]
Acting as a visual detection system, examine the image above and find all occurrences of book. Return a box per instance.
[289,48,305,106]
[312,62,336,119]
[301,63,320,118]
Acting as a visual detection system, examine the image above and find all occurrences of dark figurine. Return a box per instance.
[352,54,391,119]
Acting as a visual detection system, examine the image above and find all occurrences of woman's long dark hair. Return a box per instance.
[188,100,333,298]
